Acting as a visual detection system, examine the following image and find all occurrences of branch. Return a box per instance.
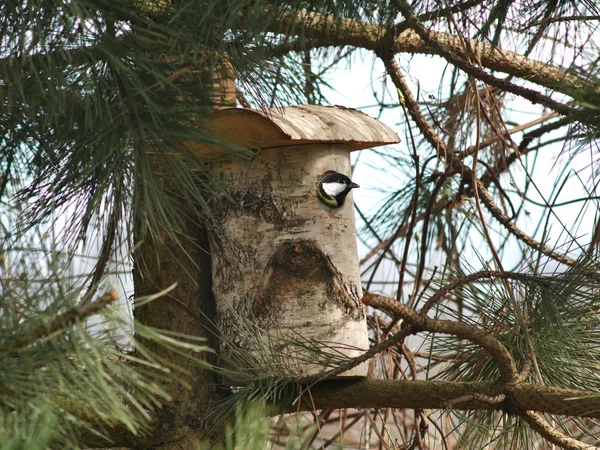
[392,0,596,127]
[1,290,119,353]
[363,292,518,381]
[296,326,413,383]
[523,411,597,450]
[359,199,452,265]
[267,8,598,103]
[475,185,579,267]
[5,6,597,124]
[382,54,582,268]
[80,199,120,303]
[283,379,600,420]
[458,111,562,160]
[420,270,533,314]
[479,117,571,187]
[76,375,600,448]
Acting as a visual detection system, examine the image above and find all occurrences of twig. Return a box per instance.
[480,117,571,188]
[359,199,452,266]
[467,83,546,387]
[399,344,426,449]
[382,53,581,269]
[261,8,598,100]
[81,200,119,303]
[519,359,532,380]
[445,393,505,407]
[236,90,252,108]
[363,291,518,381]
[523,411,596,450]
[409,175,449,308]
[383,55,449,158]
[395,88,422,304]
[296,327,413,383]
[1,290,119,353]
[420,269,531,315]
[458,111,561,160]
[299,409,332,450]
[476,185,579,267]
[393,0,596,127]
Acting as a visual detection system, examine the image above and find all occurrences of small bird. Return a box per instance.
[317,172,360,208]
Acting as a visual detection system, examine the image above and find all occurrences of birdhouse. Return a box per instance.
[203,105,400,378]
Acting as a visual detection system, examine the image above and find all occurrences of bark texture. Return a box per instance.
[267,8,597,99]
[133,217,223,448]
[209,143,369,377]
[280,379,600,420]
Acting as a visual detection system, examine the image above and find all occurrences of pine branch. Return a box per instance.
[5,5,597,131]
[359,199,452,266]
[74,377,600,448]
[73,370,600,448]
[393,0,597,128]
[419,270,534,314]
[476,186,580,267]
[523,411,596,450]
[382,54,583,268]
[80,199,120,304]
[363,291,518,381]
[295,270,538,384]
[458,111,563,160]
[479,117,572,188]
[1,290,118,354]
[265,7,599,104]
[282,379,600,420]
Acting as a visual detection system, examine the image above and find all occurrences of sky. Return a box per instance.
[318,49,597,281]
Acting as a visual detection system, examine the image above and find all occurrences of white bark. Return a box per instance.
[209,144,369,377]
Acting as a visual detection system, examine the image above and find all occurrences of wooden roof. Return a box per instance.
[196,105,400,153]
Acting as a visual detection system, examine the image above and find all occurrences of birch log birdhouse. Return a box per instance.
[203,105,400,378]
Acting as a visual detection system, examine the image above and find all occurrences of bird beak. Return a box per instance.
[349,182,360,189]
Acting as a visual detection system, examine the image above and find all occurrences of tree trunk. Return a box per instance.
[131,54,236,449]
[133,215,224,448]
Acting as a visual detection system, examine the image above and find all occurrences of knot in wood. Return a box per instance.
[274,240,324,276]
[499,387,523,416]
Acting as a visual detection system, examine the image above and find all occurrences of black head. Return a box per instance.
[318,172,360,208]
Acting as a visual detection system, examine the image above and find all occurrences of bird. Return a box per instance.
[317,172,360,208]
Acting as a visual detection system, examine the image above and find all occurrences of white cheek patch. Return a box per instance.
[322,182,346,197]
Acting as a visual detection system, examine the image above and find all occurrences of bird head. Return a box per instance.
[317,172,360,208]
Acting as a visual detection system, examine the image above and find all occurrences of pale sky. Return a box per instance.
[320,49,597,281]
